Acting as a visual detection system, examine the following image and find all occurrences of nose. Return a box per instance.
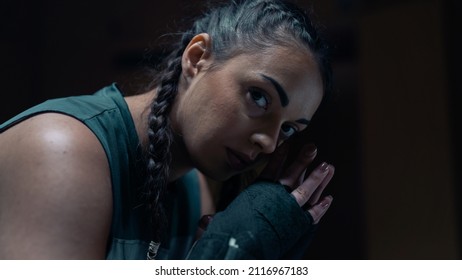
[250,126,280,155]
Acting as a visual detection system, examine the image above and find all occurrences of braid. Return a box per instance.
[145,33,193,242]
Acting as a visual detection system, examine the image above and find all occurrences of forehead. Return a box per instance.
[225,46,324,117]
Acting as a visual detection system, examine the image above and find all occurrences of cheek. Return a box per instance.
[206,102,244,141]
[184,93,242,144]
[180,71,251,151]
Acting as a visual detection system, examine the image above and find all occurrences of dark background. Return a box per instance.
[1,0,460,259]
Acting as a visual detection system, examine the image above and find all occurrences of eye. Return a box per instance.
[280,124,297,140]
[250,88,269,110]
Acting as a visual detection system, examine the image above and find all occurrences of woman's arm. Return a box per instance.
[0,113,112,259]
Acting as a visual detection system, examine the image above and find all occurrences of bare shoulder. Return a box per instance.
[0,113,112,259]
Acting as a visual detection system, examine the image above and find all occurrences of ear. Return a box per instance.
[181,33,212,82]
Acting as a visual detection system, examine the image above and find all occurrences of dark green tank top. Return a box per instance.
[0,84,201,259]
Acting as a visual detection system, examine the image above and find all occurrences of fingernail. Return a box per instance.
[322,195,333,208]
[320,162,329,172]
[304,144,317,157]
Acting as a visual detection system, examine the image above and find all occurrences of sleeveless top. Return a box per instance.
[0,84,201,259]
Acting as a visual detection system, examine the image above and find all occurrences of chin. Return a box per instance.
[203,170,234,182]
[197,165,236,182]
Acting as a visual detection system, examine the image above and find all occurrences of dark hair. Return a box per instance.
[144,0,331,243]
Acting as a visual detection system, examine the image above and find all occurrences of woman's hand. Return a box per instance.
[189,143,335,259]
[259,143,335,224]
[197,143,335,232]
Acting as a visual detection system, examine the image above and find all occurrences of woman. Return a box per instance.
[0,0,334,259]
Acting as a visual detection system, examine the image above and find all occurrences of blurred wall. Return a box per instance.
[359,0,459,259]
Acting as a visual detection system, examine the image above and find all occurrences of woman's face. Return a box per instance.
[172,46,324,181]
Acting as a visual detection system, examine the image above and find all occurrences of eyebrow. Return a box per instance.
[260,74,289,107]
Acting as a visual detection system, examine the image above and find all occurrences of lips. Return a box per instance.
[226,148,253,171]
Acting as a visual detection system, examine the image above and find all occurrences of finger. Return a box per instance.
[291,162,330,206]
[258,143,290,181]
[297,169,308,187]
[307,165,335,206]
[308,195,333,224]
[279,143,317,189]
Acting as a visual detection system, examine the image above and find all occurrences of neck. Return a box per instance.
[168,132,194,182]
[125,89,194,183]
